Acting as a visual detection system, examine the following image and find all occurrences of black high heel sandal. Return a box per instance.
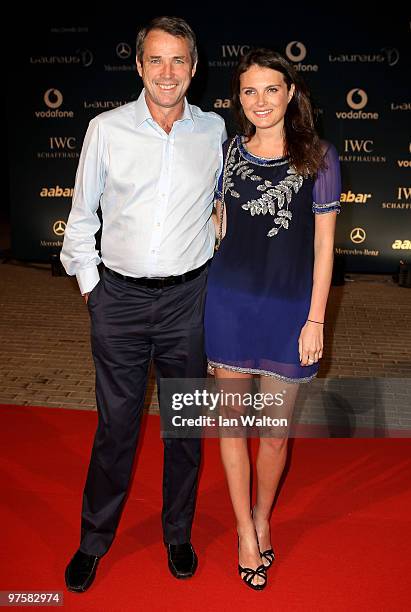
[252,507,276,570]
[238,536,267,591]
[238,563,267,591]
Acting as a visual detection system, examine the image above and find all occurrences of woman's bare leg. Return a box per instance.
[253,377,299,563]
[215,368,264,585]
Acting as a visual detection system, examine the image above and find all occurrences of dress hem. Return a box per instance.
[208,360,317,384]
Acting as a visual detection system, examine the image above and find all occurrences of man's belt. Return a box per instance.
[105,262,207,289]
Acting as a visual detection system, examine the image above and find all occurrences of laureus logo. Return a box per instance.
[44,88,63,109]
[346,89,368,110]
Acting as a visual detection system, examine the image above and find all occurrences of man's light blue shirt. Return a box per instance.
[61,90,227,294]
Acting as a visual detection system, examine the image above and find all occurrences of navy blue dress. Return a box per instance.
[205,136,341,383]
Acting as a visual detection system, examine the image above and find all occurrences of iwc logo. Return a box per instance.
[53,220,66,236]
[209,44,251,68]
[285,41,318,72]
[350,227,366,244]
[382,186,411,210]
[340,139,386,163]
[336,89,378,120]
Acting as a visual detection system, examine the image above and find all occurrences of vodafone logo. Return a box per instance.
[44,89,63,109]
[346,89,368,110]
[285,41,307,62]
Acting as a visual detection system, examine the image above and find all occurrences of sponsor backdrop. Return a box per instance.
[7,10,410,273]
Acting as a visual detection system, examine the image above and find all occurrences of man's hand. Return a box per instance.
[83,293,90,304]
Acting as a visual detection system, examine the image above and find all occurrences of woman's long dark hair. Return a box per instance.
[232,48,324,176]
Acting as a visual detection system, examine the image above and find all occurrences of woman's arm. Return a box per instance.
[299,212,337,366]
[212,198,226,242]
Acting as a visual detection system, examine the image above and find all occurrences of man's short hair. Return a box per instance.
[136,16,198,65]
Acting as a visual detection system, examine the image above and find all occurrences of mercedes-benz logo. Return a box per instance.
[44,88,63,109]
[53,220,66,236]
[346,88,368,110]
[116,42,131,59]
[285,41,307,63]
[350,227,366,244]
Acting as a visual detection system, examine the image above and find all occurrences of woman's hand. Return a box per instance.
[298,321,324,366]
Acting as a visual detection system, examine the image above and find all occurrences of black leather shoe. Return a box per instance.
[65,550,100,593]
[167,543,198,579]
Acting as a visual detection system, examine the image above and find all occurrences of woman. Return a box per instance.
[204,48,341,590]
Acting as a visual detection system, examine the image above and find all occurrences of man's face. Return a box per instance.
[136,29,196,112]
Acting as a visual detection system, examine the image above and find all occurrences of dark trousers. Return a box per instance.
[80,267,207,557]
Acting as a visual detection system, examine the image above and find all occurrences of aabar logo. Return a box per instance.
[284,41,318,72]
[392,240,411,250]
[336,88,378,120]
[49,137,76,150]
[344,139,373,153]
[214,99,231,109]
[341,191,372,203]
[390,102,411,111]
[350,228,366,244]
[40,186,74,198]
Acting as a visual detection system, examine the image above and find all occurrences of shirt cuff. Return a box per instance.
[76,266,100,295]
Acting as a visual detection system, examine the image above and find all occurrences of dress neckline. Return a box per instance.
[236,135,289,167]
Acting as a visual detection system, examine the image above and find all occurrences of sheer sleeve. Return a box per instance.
[312,142,341,214]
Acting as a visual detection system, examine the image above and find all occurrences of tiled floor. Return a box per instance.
[0,261,410,413]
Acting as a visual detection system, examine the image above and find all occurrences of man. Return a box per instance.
[61,16,226,592]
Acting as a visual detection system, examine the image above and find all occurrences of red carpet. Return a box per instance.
[1,404,410,611]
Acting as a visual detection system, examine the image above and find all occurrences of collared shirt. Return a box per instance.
[60,90,226,294]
